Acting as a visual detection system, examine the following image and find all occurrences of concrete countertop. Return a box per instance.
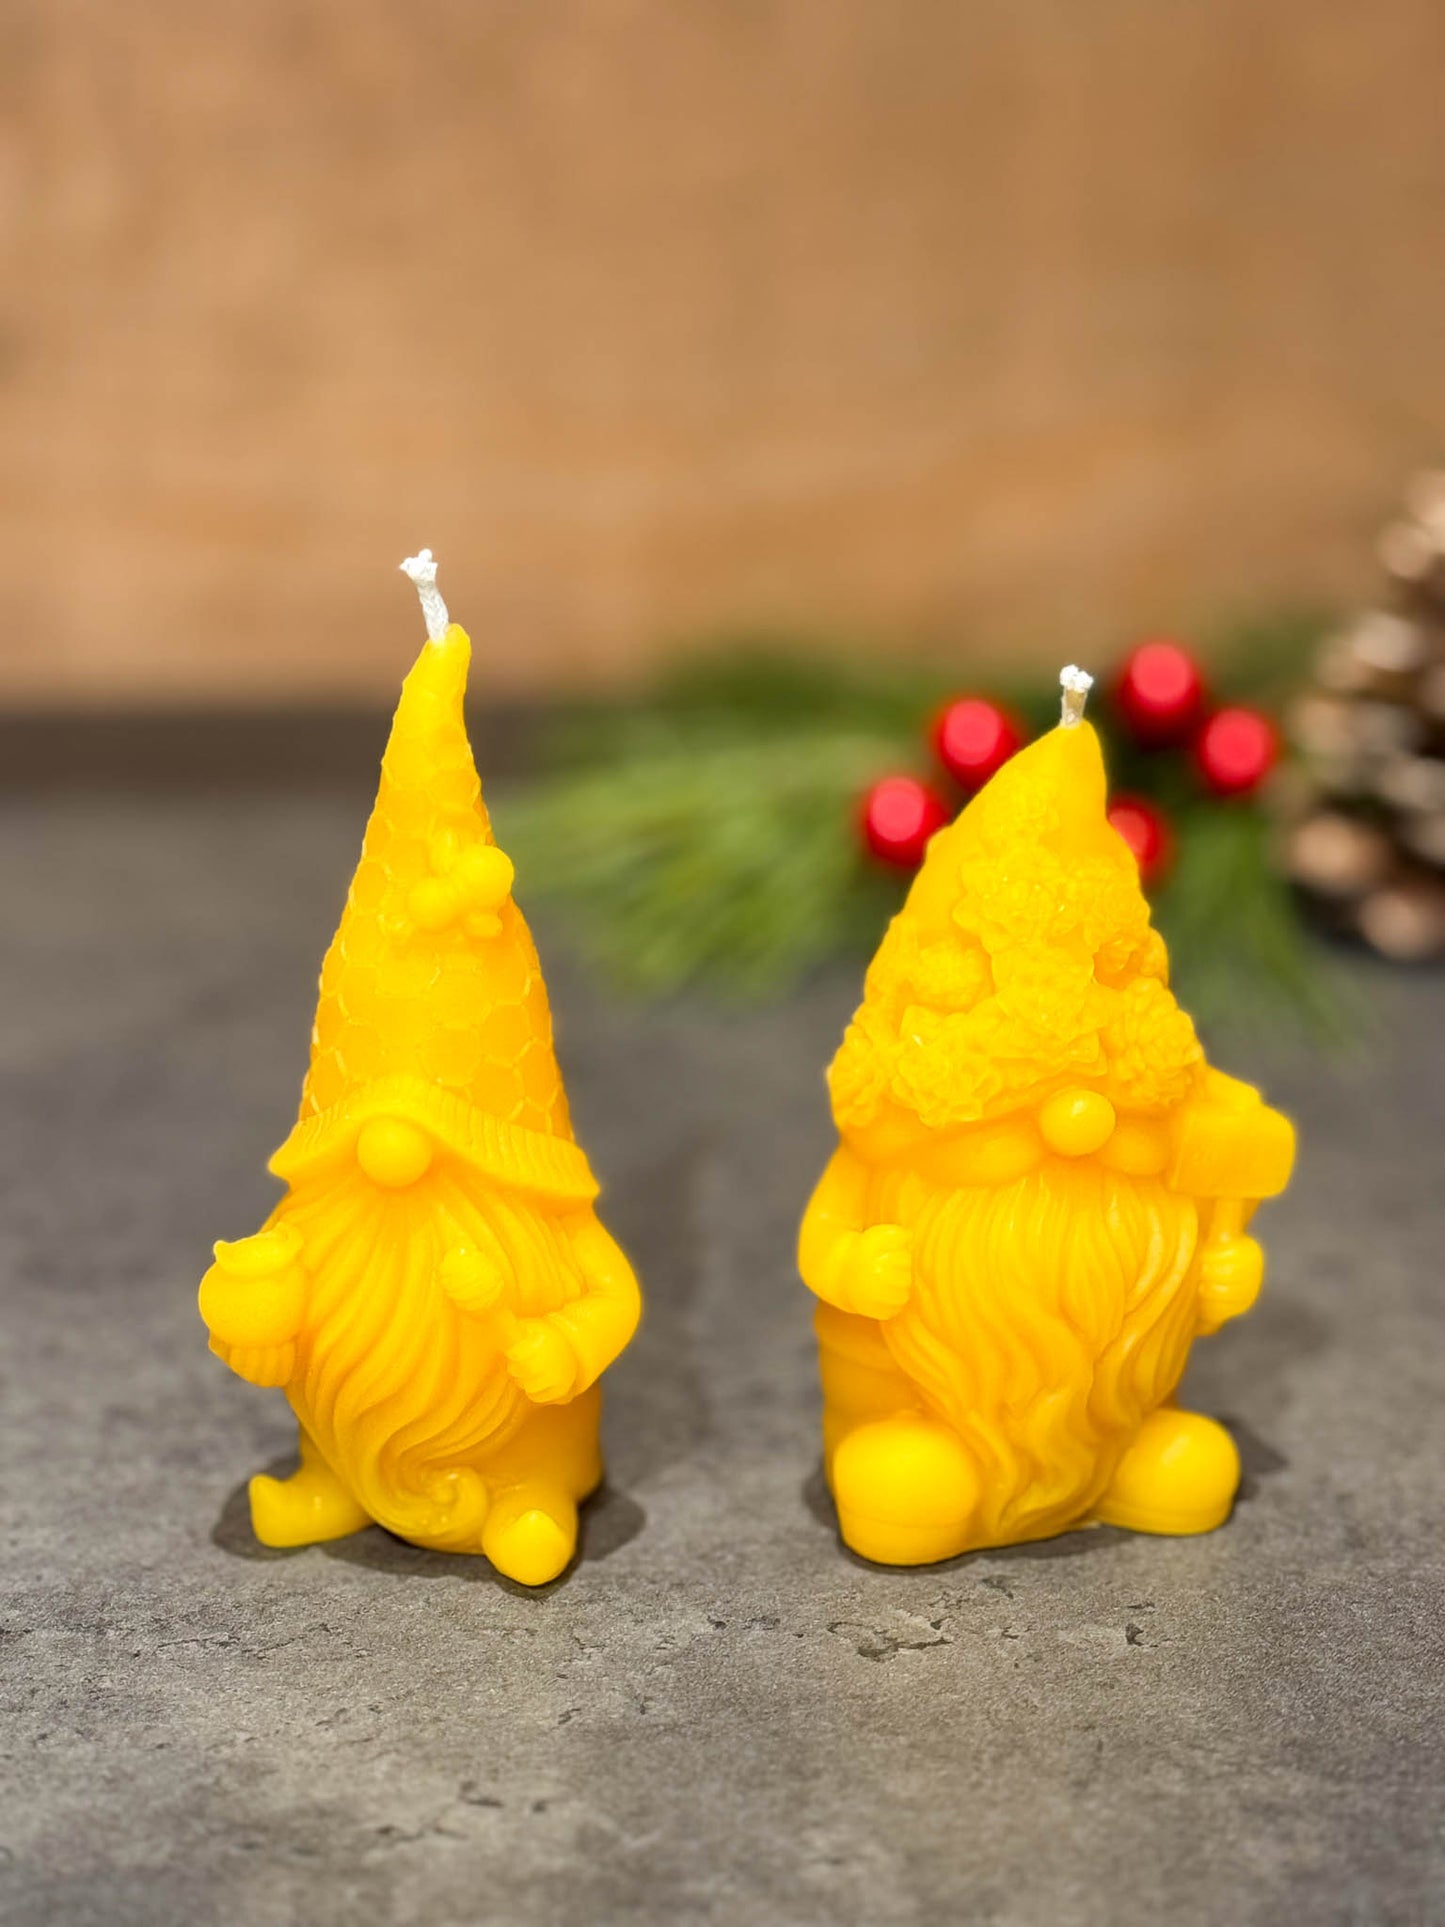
[1,793,1441,1925]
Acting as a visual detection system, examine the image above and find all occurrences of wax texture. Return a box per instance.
[799,716,1295,1566]
[200,625,640,1585]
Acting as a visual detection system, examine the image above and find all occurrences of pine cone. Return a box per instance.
[1281,473,1445,961]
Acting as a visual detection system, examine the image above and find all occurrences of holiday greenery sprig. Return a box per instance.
[494,621,1347,1032]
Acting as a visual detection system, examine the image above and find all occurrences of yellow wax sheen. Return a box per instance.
[847,1102,1172,1185]
[355,1115,434,1187]
[845,1106,1042,1186]
[1038,1088,1116,1157]
[908,1120,1044,1188]
[1169,1069,1297,1198]
[1098,1115,1169,1176]
[198,619,641,1586]
[199,1228,306,1349]
[801,711,1296,1567]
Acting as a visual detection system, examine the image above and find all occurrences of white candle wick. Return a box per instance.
[1059,664,1093,728]
[400,549,450,643]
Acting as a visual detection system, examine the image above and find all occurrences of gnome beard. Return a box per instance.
[875,1161,1202,1549]
[272,1158,594,1553]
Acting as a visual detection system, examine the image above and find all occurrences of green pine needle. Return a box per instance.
[497,731,908,998]
[1153,806,1352,1042]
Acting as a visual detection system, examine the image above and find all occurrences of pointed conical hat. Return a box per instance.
[268,625,597,1202]
[829,718,1206,1140]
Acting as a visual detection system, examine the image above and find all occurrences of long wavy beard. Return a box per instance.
[274,1162,585,1549]
[880,1163,1201,1543]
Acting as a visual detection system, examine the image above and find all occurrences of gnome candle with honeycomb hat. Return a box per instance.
[198,552,641,1585]
[799,668,1295,1567]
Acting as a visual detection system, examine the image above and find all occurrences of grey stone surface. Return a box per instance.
[1,793,1442,1926]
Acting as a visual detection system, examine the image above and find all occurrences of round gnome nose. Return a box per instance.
[356,1116,435,1187]
[1038,1088,1117,1157]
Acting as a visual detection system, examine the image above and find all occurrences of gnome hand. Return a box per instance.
[1196,1234,1264,1334]
[505,1318,579,1405]
[835,1223,914,1320]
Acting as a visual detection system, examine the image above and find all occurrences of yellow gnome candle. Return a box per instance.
[800,667,1295,1567]
[199,552,641,1586]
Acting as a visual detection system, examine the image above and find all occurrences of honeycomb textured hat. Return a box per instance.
[828,694,1205,1138]
[267,595,596,1203]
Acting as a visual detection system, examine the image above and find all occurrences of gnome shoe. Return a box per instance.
[831,1415,979,1567]
[249,1435,372,1548]
[1095,1408,1241,1536]
[482,1484,578,1587]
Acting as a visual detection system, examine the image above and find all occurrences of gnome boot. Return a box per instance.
[1095,1407,1240,1536]
[830,1414,979,1566]
[249,1428,372,1548]
[481,1482,579,1587]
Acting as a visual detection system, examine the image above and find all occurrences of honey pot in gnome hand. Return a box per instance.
[800,669,1294,1567]
[199,553,641,1586]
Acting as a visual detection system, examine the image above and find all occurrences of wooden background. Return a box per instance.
[3,0,1445,705]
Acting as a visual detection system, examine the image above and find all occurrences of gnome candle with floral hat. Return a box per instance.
[799,668,1294,1568]
[199,553,641,1586]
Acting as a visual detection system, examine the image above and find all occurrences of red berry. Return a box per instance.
[1107,793,1175,887]
[933,698,1025,791]
[1115,638,1207,744]
[1196,706,1279,796]
[861,776,951,869]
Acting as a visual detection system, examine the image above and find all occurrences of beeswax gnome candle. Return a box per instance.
[799,667,1295,1567]
[199,552,641,1585]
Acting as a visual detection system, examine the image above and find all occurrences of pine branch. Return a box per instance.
[495,621,1347,1033]
[496,731,909,997]
[1153,806,1353,1041]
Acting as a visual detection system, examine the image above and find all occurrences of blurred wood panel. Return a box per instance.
[2,0,1445,703]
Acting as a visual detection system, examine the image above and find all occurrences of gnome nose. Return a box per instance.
[356,1116,435,1187]
[1039,1088,1116,1158]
